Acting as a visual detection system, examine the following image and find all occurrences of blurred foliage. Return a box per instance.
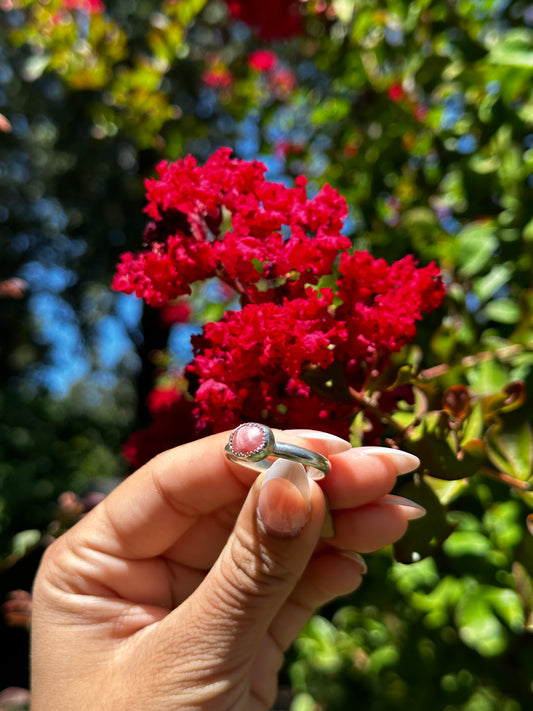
[0,386,130,557]
[1,0,533,708]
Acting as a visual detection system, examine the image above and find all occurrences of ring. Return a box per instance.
[225,422,330,480]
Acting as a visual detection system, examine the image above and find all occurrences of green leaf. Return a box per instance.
[457,222,498,277]
[424,475,469,505]
[484,298,521,324]
[10,529,40,557]
[393,477,453,563]
[467,358,510,394]
[488,29,533,69]
[332,0,357,23]
[487,412,533,480]
[460,400,484,443]
[311,97,351,124]
[512,561,533,631]
[456,584,523,656]
[406,416,484,481]
[290,692,319,711]
[443,530,492,557]
[474,264,512,302]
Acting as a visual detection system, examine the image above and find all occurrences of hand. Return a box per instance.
[31,430,424,711]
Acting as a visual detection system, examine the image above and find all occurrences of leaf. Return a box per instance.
[456,585,523,656]
[488,28,533,68]
[332,0,357,23]
[406,416,484,481]
[457,222,498,277]
[512,561,533,630]
[484,298,521,324]
[22,54,50,82]
[467,358,510,395]
[426,475,470,506]
[460,400,484,443]
[393,477,453,563]
[10,529,41,557]
[474,263,512,302]
[443,530,492,558]
[486,411,533,480]
[349,410,372,448]
[301,360,352,403]
[367,362,416,392]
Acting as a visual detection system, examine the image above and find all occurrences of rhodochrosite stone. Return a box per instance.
[231,424,266,455]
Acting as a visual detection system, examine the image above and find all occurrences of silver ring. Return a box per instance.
[225,422,330,480]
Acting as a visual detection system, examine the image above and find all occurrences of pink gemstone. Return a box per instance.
[231,424,266,455]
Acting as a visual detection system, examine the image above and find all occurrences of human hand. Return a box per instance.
[31,429,424,711]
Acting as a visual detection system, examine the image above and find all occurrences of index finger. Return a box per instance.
[77,432,255,560]
[88,427,347,560]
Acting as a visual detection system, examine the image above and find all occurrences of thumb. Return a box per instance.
[178,459,325,661]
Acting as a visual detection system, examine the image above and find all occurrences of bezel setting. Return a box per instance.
[227,422,274,461]
[224,422,330,479]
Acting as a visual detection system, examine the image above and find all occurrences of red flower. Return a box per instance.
[188,292,355,436]
[268,66,298,97]
[187,250,445,436]
[158,301,191,327]
[63,0,104,12]
[248,50,278,72]
[388,83,405,102]
[201,67,233,89]
[274,139,304,158]
[226,0,303,38]
[112,148,350,305]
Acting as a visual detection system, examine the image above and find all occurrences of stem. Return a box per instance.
[348,387,406,434]
[480,466,532,492]
[421,342,533,380]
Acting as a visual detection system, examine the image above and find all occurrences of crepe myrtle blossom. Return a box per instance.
[113,147,350,306]
[63,0,104,12]
[113,148,445,462]
[248,50,278,72]
[225,0,303,38]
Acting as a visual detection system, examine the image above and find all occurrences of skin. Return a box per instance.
[31,430,421,711]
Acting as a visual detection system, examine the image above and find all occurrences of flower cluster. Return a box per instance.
[188,256,444,437]
[248,50,278,73]
[225,0,303,39]
[114,148,445,464]
[113,147,351,306]
[62,0,104,13]
[201,56,233,89]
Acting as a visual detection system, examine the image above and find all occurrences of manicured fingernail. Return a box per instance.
[357,446,420,475]
[258,460,311,537]
[338,551,367,574]
[379,494,427,519]
[284,429,352,454]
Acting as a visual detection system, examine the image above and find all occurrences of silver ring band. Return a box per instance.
[225,423,330,480]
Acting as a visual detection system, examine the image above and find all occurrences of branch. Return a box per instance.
[421,342,533,380]
[480,466,532,492]
[348,387,407,434]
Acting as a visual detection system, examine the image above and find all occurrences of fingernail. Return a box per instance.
[258,460,311,537]
[356,446,420,475]
[284,429,352,454]
[379,494,427,520]
[338,551,367,574]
